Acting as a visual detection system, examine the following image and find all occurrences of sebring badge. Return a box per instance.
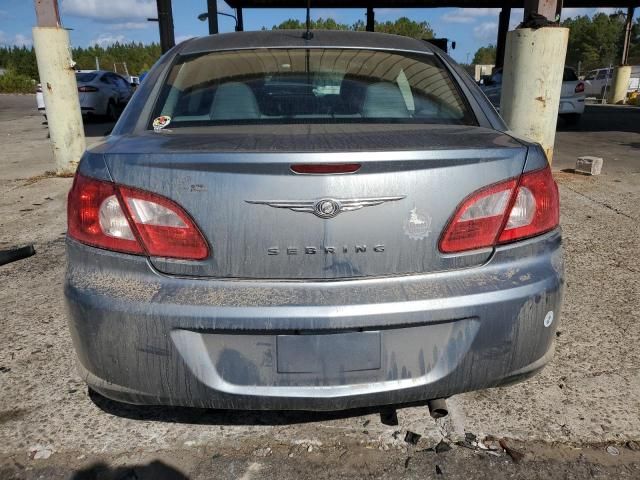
[245,196,405,219]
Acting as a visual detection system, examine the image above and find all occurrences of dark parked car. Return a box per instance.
[65,30,563,412]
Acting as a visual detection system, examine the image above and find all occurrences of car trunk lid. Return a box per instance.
[103,124,528,279]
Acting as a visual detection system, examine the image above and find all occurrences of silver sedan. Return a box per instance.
[64,30,564,412]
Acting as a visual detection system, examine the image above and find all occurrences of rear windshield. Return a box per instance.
[151,48,476,128]
[76,72,97,82]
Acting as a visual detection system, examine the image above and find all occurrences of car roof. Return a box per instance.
[180,30,437,56]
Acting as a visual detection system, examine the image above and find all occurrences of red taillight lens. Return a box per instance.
[575,82,585,93]
[118,185,209,259]
[439,179,517,253]
[78,86,99,92]
[68,174,209,260]
[439,166,559,253]
[498,167,559,244]
[68,175,144,255]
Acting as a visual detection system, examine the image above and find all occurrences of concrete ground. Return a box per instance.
[1,95,639,479]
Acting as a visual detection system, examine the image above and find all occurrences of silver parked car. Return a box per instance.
[39,70,133,120]
[65,31,564,412]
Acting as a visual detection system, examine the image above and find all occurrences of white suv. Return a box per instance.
[584,66,640,99]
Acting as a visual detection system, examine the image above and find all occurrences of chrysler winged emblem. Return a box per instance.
[246,196,405,219]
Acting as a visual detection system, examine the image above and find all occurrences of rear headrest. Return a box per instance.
[362,82,410,118]
[210,82,260,120]
[338,78,366,114]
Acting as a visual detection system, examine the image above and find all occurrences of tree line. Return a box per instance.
[473,12,640,73]
[1,13,638,93]
[0,42,161,93]
[268,17,434,39]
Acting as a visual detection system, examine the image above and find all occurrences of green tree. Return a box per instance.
[372,17,434,39]
[472,45,496,65]
[272,16,434,39]
[272,18,350,31]
[626,17,640,65]
[0,42,162,88]
[562,12,625,71]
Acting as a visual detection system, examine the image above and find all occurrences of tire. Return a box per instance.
[561,113,581,126]
[106,100,118,122]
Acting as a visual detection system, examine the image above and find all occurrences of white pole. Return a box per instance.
[32,26,86,175]
[500,27,569,163]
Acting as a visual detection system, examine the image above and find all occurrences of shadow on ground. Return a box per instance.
[557,105,640,133]
[71,461,188,480]
[89,388,410,426]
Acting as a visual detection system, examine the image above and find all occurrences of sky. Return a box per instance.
[0,0,619,64]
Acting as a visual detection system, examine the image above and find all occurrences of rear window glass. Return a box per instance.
[76,72,97,82]
[152,48,476,128]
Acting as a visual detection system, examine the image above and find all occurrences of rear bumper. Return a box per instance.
[65,230,564,411]
[559,96,585,115]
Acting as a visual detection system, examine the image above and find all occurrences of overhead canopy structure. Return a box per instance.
[214,0,637,69]
[155,0,637,68]
[223,0,638,6]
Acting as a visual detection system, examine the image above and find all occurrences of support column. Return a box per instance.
[32,0,85,175]
[156,0,174,53]
[608,8,635,105]
[621,7,634,65]
[236,8,244,32]
[608,66,632,104]
[366,7,374,32]
[500,27,569,163]
[495,7,511,70]
[207,0,219,34]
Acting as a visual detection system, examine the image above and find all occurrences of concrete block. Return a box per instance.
[576,156,603,176]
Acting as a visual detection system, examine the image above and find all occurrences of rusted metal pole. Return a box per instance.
[207,0,219,34]
[34,0,60,27]
[523,0,562,22]
[156,0,175,53]
[366,7,374,32]
[236,8,244,32]
[32,0,85,175]
[621,7,634,65]
[495,7,511,70]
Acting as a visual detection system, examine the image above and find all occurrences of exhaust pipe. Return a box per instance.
[427,398,448,419]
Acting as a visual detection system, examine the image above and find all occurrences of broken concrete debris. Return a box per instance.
[404,431,421,445]
[28,445,54,460]
[626,441,640,451]
[606,445,620,456]
[253,447,272,457]
[499,439,525,463]
[435,440,452,454]
[575,156,603,176]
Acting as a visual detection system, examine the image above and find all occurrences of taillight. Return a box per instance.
[497,167,559,243]
[575,82,585,93]
[439,166,559,253]
[68,174,209,260]
[78,86,99,92]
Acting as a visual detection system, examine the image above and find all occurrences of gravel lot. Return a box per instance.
[1,95,639,479]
